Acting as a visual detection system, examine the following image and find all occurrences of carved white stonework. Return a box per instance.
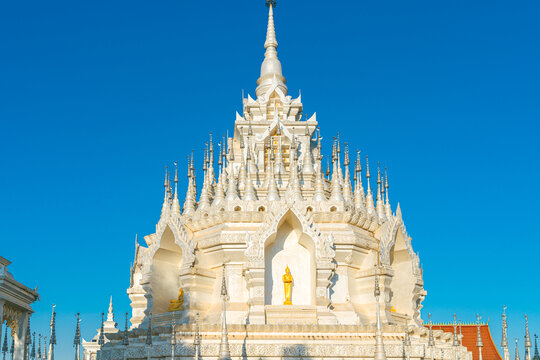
[84,2,472,360]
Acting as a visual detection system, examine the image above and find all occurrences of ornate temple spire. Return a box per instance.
[199,146,213,210]
[533,335,539,360]
[376,163,385,219]
[256,0,287,98]
[313,151,327,202]
[373,266,387,360]
[516,339,521,360]
[190,151,197,203]
[384,168,392,218]
[183,155,196,215]
[213,143,226,206]
[243,141,258,201]
[172,162,181,214]
[365,156,375,215]
[526,315,533,360]
[47,305,56,360]
[74,313,81,360]
[37,334,42,360]
[103,296,117,331]
[336,134,343,183]
[208,134,216,189]
[32,332,36,360]
[477,314,484,360]
[353,150,365,210]
[41,336,46,360]
[342,144,353,205]
[122,313,129,360]
[161,166,170,215]
[219,267,231,360]
[503,306,511,360]
[329,139,344,203]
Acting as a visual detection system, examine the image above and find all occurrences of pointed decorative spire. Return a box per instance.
[47,305,56,360]
[384,167,392,218]
[183,156,196,215]
[503,306,511,360]
[313,152,327,202]
[208,134,216,189]
[31,332,36,360]
[533,335,539,360]
[373,265,387,360]
[74,313,81,360]
[342,144,353,205]
[354,150,366,211]
[219,267,231,360]
[243,141,258,201]
[329,139,344,203]
[376,163,385,219]
[526,315,532,360]
[172,161,181,214]
[37,334,42,360]
[161,165,170,215]
[256,0,287,98]
[41,336,46,360]
[213,144,226,206]
[477,314,484,360]
[516,339,521,360]
[365,156,375,215]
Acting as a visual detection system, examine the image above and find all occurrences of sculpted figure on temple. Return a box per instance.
[168,288,184,312]
[282,266,293,305]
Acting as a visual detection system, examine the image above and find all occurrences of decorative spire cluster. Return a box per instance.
[157,129,394,226]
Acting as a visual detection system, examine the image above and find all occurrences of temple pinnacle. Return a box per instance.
[256,0,287,97]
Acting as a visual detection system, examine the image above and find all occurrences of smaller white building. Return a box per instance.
[0,256,39,359]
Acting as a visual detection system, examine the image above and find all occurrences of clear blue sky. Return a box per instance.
[1,0,539,358]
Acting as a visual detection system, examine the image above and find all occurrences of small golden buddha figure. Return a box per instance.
[168,288,184,312]
[282,266,293,305]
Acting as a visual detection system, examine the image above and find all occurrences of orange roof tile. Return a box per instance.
[426,324,502,360]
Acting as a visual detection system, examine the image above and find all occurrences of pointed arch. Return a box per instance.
[263,210,316,306]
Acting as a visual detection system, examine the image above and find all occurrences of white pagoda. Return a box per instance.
[83,2,472,359]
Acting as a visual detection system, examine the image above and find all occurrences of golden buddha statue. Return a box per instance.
[282,266,293,305]
[168,288,184,312]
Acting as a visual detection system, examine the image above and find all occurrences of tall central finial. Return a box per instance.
[256,0,287,98]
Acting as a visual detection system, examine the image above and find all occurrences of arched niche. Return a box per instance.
[389,229,414,316]
[264,211,316,306]
[150,226,183,314]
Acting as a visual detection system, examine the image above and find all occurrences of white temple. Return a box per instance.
[83,2,474,359]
